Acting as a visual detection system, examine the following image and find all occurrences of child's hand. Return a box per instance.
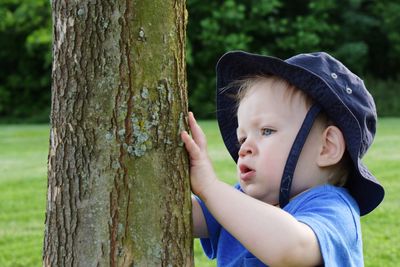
[181,112,218,198]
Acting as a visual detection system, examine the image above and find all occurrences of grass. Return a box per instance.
[0,119,399,266]
[0,125,49,267]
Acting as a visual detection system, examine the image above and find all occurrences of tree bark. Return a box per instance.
[43,1,192,266]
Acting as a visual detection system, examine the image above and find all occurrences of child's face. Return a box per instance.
[236,79,324,205]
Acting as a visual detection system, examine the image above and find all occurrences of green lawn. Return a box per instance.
[1,119,399,266]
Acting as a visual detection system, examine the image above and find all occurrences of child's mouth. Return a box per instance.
[239,164,256,181]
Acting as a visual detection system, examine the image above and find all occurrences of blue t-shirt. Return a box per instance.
[197,184,363,267]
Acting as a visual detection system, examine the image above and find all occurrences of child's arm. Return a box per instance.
[181,112,322,267]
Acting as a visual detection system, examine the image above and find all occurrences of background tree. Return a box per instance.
[1,0,400,121]
[0,0,51,122]
[43,1,193,266]
[186,0,400,118]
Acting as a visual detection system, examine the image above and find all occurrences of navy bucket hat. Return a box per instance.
[216,51,384,216]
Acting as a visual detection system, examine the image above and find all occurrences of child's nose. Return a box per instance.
[238,140,254,157]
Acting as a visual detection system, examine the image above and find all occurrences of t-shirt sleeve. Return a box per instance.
[194,195,221,259]
[292,189,363,267]
[195,183,242,259]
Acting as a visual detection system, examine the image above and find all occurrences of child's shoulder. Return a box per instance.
[297,183,351,198]
[286,184,360,216]
[287,186,363,265]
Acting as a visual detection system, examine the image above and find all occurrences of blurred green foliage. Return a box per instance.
[187,0,400,118]
[0,0,51,122]
[1,0,400,122]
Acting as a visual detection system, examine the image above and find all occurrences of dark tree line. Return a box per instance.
[1,0,400,121]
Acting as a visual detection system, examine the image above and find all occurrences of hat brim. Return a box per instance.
[216,51,384,216]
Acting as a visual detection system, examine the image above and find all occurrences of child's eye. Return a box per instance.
[238,137,246,145]
[261,128,275,136]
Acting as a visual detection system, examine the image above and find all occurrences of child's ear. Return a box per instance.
[316,125,346,167]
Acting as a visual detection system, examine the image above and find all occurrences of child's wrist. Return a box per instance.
[196,177,220,202]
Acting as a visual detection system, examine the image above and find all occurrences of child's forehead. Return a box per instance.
[237,92,308,128]
[241,77,312,109]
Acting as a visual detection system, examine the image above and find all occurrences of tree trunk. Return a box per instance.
[43,1,192,266]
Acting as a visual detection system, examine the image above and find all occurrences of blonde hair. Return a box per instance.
[231,74,351,187]
[233,75,313,112]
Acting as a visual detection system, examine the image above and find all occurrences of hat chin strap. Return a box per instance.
[279,104,322,208]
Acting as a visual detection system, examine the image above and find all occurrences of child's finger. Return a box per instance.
[181,131,201,159]
[188,112,207,150]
